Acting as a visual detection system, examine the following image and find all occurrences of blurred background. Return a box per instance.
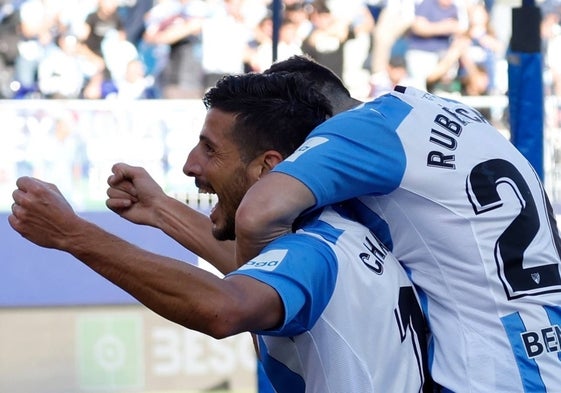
[1,0,561,391]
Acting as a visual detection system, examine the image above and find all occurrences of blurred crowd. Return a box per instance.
[0,0,560,100]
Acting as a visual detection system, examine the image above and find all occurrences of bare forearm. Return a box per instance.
[106,163,236,274]
[66,219,249,337]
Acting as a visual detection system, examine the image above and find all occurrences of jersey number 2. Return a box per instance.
[467,158,561,299]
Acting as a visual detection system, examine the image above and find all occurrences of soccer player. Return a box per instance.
[233,56,561,392]
[9,72,430,392]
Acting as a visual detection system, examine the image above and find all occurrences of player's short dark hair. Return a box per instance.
[264,55,351,100]
[203,72,332,163]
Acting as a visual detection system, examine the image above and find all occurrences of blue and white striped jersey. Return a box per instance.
[272,86,561,392]
[229,206,430,393]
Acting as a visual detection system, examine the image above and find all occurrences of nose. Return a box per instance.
[183,148,201,177]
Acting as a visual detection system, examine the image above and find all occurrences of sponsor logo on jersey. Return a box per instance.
[239,249,288,272]
[521,324,561,358]
[285,137,329,162]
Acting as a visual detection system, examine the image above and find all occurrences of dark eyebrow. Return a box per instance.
[199,134,215,146]
[198,133,223,153]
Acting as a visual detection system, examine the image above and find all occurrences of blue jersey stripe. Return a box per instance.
[333,199,393,250]
[544,305,561,362]
[502,312,546,393]
[259,337,305,393]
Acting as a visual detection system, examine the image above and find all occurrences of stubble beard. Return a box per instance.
[212,167,252,241]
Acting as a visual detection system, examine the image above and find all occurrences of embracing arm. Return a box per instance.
[107,163,236,274]
[235,172,315,266]
[9,177,281,338]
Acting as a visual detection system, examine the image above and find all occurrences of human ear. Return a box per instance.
[262,150,283,172]
[250,150,283,180]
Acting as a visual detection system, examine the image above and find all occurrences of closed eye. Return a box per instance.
[204,142,215,155]
[199,135,216,156]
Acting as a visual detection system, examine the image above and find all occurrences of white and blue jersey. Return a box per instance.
[229,205,430,393]
[273,86,561,392]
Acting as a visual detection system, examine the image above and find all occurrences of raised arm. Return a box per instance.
[9,176,281,338]
[235,172,315,266]
[107,163,237,274]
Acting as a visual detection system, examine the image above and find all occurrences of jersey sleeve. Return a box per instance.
[272,94,412,209]
[227,234,338,336]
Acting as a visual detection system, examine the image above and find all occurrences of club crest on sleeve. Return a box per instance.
[239,249,288,271]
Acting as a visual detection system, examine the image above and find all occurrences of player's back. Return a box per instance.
[364,87,561,392]
[273,86,561,392]
[241,206,431,392]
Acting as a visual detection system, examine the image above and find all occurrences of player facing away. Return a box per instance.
[228,203,432,392]
[235,59,561,392]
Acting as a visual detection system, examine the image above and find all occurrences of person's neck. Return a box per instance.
[332,97,363,115]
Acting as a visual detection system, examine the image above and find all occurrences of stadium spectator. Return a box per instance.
[369,54,414,97]
[301,0,351,79]
[13,0,59,95]
[104,58,158,99]
[461,0,501,93]
[283,0,313,45]
[139,0,175,86]
[404,0,466,90]
[3,0,512,100]
[102,28,140,79]
[0,0,22,98]
[425,0,501,96]
[247,15,303,72]
[118,0,153,47]
[201,0,253,91]
[142,0,208,99]
[368,0,415,82]
[37,33,88,98]
[244,14,272,72]
[80,0,126,64]
[78,0,128,99]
